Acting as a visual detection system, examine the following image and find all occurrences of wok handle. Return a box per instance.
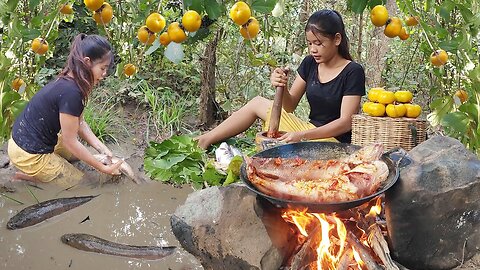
[384,147,412,168]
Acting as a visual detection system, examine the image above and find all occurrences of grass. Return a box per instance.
[138,80,194,139]
[83,95,122,144]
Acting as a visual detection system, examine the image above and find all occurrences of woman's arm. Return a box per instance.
[77,115,112,156]
[59,113,122,175]
[302,95,361,140]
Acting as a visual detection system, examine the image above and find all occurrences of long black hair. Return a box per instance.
[305,9,352,61]
[59,34,113,103]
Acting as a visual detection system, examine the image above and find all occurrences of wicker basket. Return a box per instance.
[351,114,427,151]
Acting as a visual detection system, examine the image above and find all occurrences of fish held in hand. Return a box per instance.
[7,195,98,230]
[93,154,142,184]
[61,233,176,260]
[246,143,389,203]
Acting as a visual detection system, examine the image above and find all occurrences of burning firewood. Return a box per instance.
[337,246,354,270]
[367,224,399,270]
[346,231,383,270]
[289,223,322,269]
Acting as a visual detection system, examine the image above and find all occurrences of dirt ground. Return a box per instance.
[1,104,479,270]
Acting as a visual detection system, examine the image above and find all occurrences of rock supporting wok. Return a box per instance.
[385,136,480,270]
[170,184,295,270]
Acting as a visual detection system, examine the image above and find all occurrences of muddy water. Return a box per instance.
[0,180,203,270]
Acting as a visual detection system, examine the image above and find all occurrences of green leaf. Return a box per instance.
[203,162,225,186]
[251,0,276,14]
[439,39,460,52]
[441,112,470,133]
[204,0,223,20]
[428,97,454,126]
[438,0,455,21]
[185,28,211,44]
[349,0,368,14]
[1,91,21,109]
[6,0,19,12]
[20,28,42,41]
[186,0,205,14]
[29,0,40,9]
[227,155,243,176]
[10,100,27,118]
[223,169,238,186]
[457,4,474,24]
[366,0,385,9]
[459,103,479,120]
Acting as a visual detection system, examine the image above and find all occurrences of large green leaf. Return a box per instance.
[20,28,42,41]
[28,0,40,9]
[441,112,470,133]
[367,0,386,9]
[185,28,211,44]
[10,99,27,118]
[438,0,455,21]
[348,0,368,14]
[439,39,460,52]
[459,103,479,120]
[1,91,21,110]
[428,97,454,126]
[185,0,205,13]
[251,0,276,14]
[204,0,223,20]
[6,0,19,12]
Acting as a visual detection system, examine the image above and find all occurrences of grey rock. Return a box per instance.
[385,136,480,270]
[171,184,295,270]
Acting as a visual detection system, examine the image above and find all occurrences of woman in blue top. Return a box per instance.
[196,9,365,149]
[8,34,123,187]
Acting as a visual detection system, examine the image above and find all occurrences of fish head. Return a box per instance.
[347,143,384,164]
[61,233,76,244]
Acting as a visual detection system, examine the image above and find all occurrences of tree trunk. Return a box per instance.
[293,0,310,56]
[364,0,398,87]
[199,28,223,128]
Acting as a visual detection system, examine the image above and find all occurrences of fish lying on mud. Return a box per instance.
[93,154,143,184]
[61,233,176,260]
[6,195,98,230]
[246,143,389,203]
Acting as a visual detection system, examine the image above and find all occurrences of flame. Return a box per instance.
[282,198,384,269]
[283,211,347,269]
[352,247,365,270]
[365,197,382,219]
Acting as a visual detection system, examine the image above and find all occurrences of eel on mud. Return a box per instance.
[6,195,98,230]
[61,233,176,260]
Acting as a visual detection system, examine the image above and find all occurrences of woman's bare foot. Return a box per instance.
[12,172,38,183]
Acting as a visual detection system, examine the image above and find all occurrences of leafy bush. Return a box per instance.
[144,135,244,189]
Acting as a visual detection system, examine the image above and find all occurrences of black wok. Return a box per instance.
[240,141,403,213]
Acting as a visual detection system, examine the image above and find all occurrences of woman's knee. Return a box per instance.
[249,96,271,106]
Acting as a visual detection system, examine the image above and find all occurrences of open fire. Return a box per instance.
[281,197,394,270]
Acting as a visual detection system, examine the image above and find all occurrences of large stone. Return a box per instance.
[170,184,296,270]
[385,136,480,269]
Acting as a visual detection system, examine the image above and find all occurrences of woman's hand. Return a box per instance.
[278,131,307,143]
[100,159,123,176]
[270,67,289,87]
